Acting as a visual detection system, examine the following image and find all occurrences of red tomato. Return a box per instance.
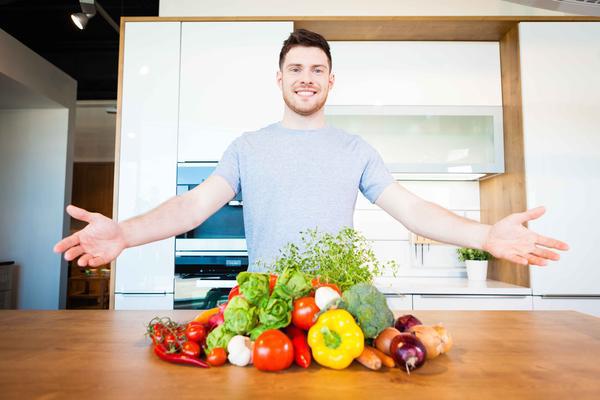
[181,341,201,358]
[228,286,240,301]
[150,323,164,344]
[163,332,178,350]
[185,322,206,343]
[269,274,278,293]
[292,296,320,331]
[253,330,294,372]
[207,347,227,367]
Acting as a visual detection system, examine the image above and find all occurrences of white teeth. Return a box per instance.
[296,91,315,97]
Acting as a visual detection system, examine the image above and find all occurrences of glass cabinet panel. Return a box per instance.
[325,105,504,176]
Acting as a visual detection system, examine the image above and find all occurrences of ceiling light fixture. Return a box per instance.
[71,0,120,34]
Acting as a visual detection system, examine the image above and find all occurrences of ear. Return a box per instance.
[276,70,283,90]
[329,72,335,90]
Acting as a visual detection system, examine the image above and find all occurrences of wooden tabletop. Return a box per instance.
[0,310,599,400]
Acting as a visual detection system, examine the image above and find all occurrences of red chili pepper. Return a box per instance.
[285,325,312,368]
[153,343,210,368]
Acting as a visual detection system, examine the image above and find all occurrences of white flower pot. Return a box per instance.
[465,260,488,281]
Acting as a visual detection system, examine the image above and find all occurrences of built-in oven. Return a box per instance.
[174,162,248,309]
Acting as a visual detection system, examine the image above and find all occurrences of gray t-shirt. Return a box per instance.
[212,122,394,271]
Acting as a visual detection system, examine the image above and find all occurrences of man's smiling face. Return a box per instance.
[277,46,335,117]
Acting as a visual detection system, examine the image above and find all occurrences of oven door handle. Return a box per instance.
[228,200,243,207]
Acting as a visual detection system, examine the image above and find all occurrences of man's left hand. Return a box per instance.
[483,206,569,266]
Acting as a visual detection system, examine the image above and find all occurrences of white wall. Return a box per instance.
[0,110,71,308]
[74,100,116,162]
[159,0,573,17]
[0,29,77,309]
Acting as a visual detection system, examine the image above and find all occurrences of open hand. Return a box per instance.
[53,205,127,267]
[483,206,569,266]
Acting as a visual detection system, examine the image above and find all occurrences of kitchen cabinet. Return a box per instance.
[325,41,504,176]
[519,23,600,304]
[177,21,293,162]
[114,294,174,310]
[413,294,533,310]
[385,294,412,311]
[325,105,504,175]
[114,22,181,301]
[533,296,600,318]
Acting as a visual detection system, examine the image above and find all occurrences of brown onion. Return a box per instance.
[374,327,401,355]
[433,323,453,354]
[408,325,443,360]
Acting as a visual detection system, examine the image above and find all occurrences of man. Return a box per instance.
[54,29,568,271]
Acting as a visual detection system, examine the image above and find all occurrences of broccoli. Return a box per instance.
[340,283,394,339]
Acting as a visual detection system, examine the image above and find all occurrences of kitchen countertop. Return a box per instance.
[374,277,532,295]
[1,310,599,399]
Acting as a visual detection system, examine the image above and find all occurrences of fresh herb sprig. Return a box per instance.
[261,227,397,291]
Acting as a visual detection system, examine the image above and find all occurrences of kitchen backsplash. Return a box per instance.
[354,180,480,277]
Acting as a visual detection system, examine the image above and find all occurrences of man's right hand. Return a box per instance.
[53,205,127,268]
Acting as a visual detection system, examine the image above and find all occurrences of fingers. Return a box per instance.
[536,235,570,251]
[518,206,546,223]
[507,254,529,266]
[531,246,561,262]
[53,234,80,253]
[88,257,106,268]
[77,254,94,267]
[64,245,85,261]
[66,204,93,223]
[524,253,547,266]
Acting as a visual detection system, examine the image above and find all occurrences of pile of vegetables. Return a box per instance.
[146,269,453,373]
[145,228,451,372]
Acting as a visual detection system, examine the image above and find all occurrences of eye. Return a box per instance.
[314,69,323,74]
[290,67,300,73]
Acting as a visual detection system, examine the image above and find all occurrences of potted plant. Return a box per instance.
[457,248,492,281]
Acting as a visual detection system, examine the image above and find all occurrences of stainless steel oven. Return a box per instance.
[174,162,248,309]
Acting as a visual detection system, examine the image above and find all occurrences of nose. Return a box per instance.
[299,70,313,85]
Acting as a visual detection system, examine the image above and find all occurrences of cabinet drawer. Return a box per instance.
[533,296,600,318]
[114,294,174,310]
[413,294,532,310]
[386,295,412,311]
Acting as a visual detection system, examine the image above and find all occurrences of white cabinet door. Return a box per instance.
[519,22,600,296]
[413,294,533,310]
[115,22,181,294]
[386,295,412,311]
[114,294,174,310]
[533,297,600,318]
[327,41,502,106]
[178,22,293,162]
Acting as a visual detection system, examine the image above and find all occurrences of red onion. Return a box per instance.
[389,333,427,374]
[394,314,423,332]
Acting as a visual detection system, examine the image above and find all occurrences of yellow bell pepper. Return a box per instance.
[307,309,364,369]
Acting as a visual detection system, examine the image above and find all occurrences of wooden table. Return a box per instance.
[0,310,599,400]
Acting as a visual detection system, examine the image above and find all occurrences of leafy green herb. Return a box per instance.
[457,247,491,261]
[262,227,397,291]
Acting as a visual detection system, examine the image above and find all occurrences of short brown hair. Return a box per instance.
[279,29,332,71]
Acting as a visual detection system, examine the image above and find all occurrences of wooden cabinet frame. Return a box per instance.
[113,16,600,307]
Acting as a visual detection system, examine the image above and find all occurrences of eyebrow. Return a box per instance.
[287,63,329,70]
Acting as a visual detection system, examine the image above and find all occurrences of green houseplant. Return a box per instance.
[457,248,491,281]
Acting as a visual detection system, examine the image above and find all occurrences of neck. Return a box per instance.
[281,106,326,130]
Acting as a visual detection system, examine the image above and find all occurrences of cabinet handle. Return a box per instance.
[541,295,600,300]
[418,295,529,299]
[385,295,408,298]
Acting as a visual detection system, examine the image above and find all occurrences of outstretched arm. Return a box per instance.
[375,182,569,266]
[54,175,235,267]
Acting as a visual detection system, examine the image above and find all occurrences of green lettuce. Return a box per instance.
[205,324,235,353]
[276,267,312,300]
[237,271,270,307]
[223,296,258,335]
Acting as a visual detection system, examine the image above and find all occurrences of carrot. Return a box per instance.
[192,307,220,324]
[370,346,396,368]
[356,346,382,370]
